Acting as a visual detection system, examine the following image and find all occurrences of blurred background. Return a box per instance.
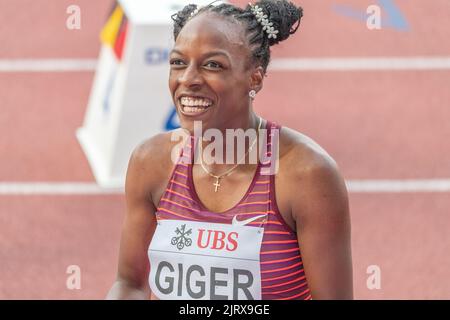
[0,0,449,299]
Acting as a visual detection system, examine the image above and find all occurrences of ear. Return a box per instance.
[249,65,265,93]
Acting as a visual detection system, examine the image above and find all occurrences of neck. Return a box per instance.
[193,113,263,173]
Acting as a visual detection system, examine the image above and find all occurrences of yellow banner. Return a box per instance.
[100,5,124,47]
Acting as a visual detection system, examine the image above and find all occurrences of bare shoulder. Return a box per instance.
[126,128,188,206]
[277,127,353,299]
[277,126,349,222]
[130,130,181,167]
[279,126,340,176]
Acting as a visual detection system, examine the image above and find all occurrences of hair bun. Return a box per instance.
[251,0,303,46]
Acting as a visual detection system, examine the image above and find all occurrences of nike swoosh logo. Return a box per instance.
[232,214,266,227]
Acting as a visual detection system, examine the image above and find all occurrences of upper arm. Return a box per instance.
[291,155,353,299]
[115,138,163,291]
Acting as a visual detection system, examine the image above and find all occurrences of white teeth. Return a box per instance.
[179,96,213,115]
[183,106,206,113]
[180,97,212,107]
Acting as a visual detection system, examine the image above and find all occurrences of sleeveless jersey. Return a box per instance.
[150,120,312,300]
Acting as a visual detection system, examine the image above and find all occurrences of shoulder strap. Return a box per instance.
[260,120,280,176]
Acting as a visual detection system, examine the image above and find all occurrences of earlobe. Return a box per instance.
[250,66,264,94]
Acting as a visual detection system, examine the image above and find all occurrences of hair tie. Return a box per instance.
[249,3,279,39]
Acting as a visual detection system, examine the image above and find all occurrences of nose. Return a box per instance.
[178,63,204,88]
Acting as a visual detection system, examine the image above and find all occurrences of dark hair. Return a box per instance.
[171,0,303,73]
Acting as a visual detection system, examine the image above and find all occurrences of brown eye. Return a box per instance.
[205,61,222,69]
[170,59,185,66]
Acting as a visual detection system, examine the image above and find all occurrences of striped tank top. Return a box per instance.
[154,120,311,300]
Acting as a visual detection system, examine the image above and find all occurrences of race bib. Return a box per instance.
[148,219,264,300]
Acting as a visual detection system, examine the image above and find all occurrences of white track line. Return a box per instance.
[0,183,123,195]
[1,57,450,72]
[1,180,450,195]
[346,179,450,193]
[0,59,98,72]
[269,57,450,71]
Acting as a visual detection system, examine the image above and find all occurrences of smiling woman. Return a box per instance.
[106,0,353,301]
[169,0,302,132]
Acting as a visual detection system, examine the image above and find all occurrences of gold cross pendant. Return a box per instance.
[213,177,221,193]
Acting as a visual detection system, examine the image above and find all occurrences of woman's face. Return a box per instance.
[169,12,259,133]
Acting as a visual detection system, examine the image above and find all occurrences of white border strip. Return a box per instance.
[0,59,98,72]
[1,57,450,72]
[1,180,450,195]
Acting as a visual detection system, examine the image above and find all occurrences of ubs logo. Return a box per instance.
[197,229,239,252]
[171,224,192,250]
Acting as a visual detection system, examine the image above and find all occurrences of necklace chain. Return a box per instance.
[199,117,262,192]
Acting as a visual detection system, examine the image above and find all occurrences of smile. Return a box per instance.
[179,96,214,116]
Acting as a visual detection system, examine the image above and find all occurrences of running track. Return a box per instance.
[0,0,449,299]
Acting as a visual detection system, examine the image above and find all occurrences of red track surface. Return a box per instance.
[0,0,449,299]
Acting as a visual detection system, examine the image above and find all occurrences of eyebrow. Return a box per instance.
[170,49,231,61]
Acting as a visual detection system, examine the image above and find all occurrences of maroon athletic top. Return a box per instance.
[155,120,312,300]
